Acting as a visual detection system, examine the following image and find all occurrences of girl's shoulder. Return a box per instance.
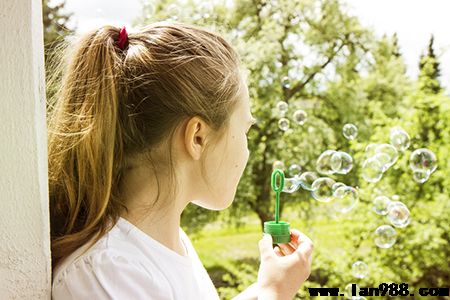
[52,221,173,299]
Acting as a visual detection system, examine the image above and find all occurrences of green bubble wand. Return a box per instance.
[263,168,291,244]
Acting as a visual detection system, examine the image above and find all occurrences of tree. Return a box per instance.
[418,35,442,94]
[42,0,75,105]
[135,2,449,298]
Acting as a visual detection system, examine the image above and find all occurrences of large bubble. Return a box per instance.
[373,153,392,172]
[352,261,368,279]
[390,126,410,152]
[332,185,359,213]
[343,123,358,140]
[330,151,353,174]
[387,201,410,228]
[365,143,380,157]
[316,150,337,175]
[299,171,319,191]
[375,144,398,169]
[373,196,391,215]
[311,177,336,203]
[293,110,307,125]
[374,225,397,248]
[362,157,384,183]
[409,148,437,174]
[282,177,301,193]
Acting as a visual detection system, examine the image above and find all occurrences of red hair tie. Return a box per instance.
[117,26,128,50]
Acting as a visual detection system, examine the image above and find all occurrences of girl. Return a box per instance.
[48,22,313,300]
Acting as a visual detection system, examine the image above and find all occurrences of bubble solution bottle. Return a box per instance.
[264,169,291,245]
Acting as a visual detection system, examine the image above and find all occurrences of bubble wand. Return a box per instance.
[264,169,291,244]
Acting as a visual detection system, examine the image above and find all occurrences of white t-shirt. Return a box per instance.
[52,217,220,300]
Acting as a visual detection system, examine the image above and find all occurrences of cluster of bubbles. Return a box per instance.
[369,195,411,249]
[273,160,360,215]
[362,143,399,183]
[275,100,308,131]
[270,109,439,283]
[316,150,353,175]
[361,126,438,184]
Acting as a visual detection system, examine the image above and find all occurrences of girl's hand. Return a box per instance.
[257,229,313,300]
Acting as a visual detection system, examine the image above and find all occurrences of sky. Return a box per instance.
[53,0,450,87]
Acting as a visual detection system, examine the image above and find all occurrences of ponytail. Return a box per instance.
[48,26,127,270]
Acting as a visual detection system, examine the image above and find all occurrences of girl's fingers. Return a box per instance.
[278,242,295,255]
[290,229,313,255]
[274,246,284,257]
[290,228,302,247]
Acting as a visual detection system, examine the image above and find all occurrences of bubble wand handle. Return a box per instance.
[271,169,284,223]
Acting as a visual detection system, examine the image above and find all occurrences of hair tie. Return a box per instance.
[117,26,128,50]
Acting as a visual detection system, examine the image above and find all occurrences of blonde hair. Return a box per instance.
[47,22,242,270]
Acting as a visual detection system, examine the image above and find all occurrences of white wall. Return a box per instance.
[0,0,51,298]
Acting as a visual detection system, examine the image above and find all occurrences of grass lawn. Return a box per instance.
[190,205,354,270]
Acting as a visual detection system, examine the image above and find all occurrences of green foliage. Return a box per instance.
[134,0,449,298]
[418,35,442,94]
[41,0,449,297]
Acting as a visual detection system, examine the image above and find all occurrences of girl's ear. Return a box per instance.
[184,116,209,160]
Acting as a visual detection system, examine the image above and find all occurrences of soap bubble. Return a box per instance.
[365,143,379,157]
[288,164,302,177]
[387,201,410,228]
[375,144,398,169]
[282,177,301,193]
[311,177,336,203]
[343,124,358,140]
[272,160,285,170]
[167,4,181,20]
[409,148,437,174]
[373,196,391,215]
[278,118,290,131]
[412,169,430,184]
[392,194,400,201]
[299,171,319,191]
[374,225,397,248]
[316,150,337,175]
[362,158,384,183]
[390,126,410,151]
[276,101,288,116]
[345,283,360,299]
[293,110,307,125]
[282,76,291,89]
[352,261,368,279]
[332,186,359,213]
[373,152,392,172]
[332,182,346,192]
[330,151,353,174]
[198,2,213,18]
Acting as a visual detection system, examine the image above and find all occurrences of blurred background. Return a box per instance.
[43,0,450,299]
